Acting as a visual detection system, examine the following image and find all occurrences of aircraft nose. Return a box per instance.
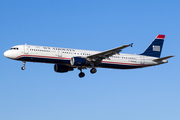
[4,51,8,57]
[4,50,11,58]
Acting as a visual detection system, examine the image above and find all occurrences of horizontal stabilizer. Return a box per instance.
[153,55,174,62]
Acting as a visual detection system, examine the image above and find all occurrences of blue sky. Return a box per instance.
[1,0,179,120]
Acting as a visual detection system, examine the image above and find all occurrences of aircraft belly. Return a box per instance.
[98,63,143,69]
[16,55,71,64]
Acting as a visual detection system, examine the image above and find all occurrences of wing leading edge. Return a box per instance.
[87,43,133,62]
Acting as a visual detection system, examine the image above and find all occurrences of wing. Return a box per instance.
[87,43,133,62]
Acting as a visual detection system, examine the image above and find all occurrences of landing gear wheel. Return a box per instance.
[21,66,25,70]
[79,72,85,78]
[21,61,26,70]
[90,68,97,74]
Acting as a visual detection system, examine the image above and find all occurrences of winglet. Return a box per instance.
[129,43,133,47]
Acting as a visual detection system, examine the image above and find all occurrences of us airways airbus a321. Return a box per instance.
[4,34,174,78]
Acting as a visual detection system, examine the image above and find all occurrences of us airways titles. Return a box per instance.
[43,47,75,52]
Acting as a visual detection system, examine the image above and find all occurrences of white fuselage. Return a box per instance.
[4,45,166,69]
[4,34,172,78]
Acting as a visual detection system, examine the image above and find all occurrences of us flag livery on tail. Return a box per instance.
[4,34,174,78]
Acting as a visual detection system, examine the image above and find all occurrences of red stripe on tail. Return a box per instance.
[156,34,165,39]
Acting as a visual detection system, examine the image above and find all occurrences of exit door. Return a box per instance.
[140,56,145,64]
[58,50,62,57]
[24,45,29,54]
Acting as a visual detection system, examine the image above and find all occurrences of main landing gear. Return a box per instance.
[90,68,97,74]
[78,67,97,78]
[78,67,85,78]
[79,72,85,78]
[21,61,26,70]
[90,63,97,74]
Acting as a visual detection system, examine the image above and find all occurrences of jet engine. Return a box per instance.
[70,57,88,66]
[54,64,74,73]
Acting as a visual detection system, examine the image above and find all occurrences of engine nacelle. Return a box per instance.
[70,57,87,66]
[54,64,74,73]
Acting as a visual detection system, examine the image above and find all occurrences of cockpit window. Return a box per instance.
[10,47,19,50]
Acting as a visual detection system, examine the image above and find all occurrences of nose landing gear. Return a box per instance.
[21,61,26,70]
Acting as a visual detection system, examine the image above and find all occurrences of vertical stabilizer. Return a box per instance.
[140,34,165,58]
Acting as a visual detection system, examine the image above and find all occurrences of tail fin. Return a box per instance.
[140,34,165,58]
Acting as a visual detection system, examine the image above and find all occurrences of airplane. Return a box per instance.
[4,34,174,78]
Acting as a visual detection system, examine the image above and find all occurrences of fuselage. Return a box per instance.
[4,34,173,78]
[4,45,167,69]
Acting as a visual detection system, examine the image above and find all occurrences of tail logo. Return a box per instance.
[153,45,160,52]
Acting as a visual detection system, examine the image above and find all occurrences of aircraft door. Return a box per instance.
[140,56,145,64]
[24,45,29,54]
[58,49,62,57]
